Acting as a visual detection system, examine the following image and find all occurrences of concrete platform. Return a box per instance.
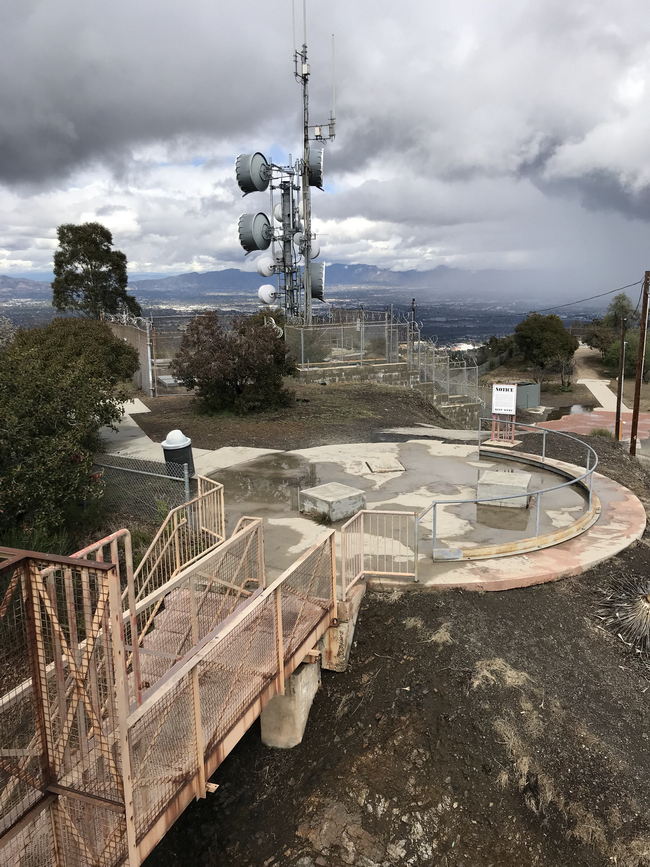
[477,468,531,508]
[300,482,366,522]
[368,454,645,592]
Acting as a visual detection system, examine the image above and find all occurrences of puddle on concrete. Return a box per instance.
[546,404,595,421]
[208,441,589,575]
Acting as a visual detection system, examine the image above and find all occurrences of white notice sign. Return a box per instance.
[492,383,517,415]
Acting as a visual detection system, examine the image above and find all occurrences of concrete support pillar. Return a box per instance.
[260,661,321,749]
[319,582,366,673]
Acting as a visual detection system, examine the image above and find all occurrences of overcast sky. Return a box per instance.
[2,0,650,299]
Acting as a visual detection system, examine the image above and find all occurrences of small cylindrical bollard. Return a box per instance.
[161,429,195,476]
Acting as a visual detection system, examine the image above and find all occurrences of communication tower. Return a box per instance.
[234,31,335,324]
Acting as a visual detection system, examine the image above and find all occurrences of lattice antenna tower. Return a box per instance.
[234,13,335,324]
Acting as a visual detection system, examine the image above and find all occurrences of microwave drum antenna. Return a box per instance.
[311,262,325,300]
[307,145,324,188]
[235,152,270,194]
[238,212,272,252]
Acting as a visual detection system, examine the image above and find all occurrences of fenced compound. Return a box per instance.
[0,517,337,866]
[105,314,155,397]
[285,308,481,416]
[285,310,412,368]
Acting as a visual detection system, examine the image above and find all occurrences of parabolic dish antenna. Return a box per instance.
[258,284,278,304]
[307,145,324,188]
[238,212,272,252]
[293,233,320,259]
[235,152,270,194]
[256,255,275,277]
[310,262,325,300]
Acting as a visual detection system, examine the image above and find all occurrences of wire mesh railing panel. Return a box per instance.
[356,511,417,579]
[129,677,197,839]
[52,795,128,867]
[200,596,277,751]
[279,534,334,659]
[0,559,44,834]
[130,479,225,606]
[30,561,123,803]
[129,519,262,699]
[0,801,57,866]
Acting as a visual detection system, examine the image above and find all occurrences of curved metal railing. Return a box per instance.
[417,418,600,560]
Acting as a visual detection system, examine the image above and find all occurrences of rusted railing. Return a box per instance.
[129,475,225,605]
[125,528,337,864]
[0,551,129,866]
[0,526,338,866]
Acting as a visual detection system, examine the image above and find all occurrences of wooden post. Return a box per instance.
[615,317,627,441]
[107,568,139,866]
[630,271,650,456]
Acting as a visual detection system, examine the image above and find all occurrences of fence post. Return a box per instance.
[329,532,338,619]
[183,463,191,505]
[24,560,54,786]
[107,568,139,866]
[413,511,419,583]
[274,588,285,695]
[431,504,437,561]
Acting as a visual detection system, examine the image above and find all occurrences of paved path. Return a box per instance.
[574,344,629,411]
[577,378,629,412]
[100,400,280,474]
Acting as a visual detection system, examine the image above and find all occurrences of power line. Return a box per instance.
[532,280,643,314]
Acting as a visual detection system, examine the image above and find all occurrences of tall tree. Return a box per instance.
[602,292,637,330]
[52,222,141,318]
[514,313,578,381]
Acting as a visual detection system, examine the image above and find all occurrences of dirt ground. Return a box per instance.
[145,434,650,867]
[138,383,450,450]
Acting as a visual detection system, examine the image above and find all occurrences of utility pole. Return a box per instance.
[629,270,650,456]
[614,317,626,441]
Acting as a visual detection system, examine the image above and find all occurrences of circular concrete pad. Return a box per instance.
[211,440,646,591]
[369,456,646,592]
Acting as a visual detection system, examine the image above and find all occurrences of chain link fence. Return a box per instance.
[94,455,192,523]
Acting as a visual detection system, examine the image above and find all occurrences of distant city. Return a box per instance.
[0,264,603,346]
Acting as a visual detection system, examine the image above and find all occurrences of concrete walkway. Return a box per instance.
[574,343,629,411]
[577,378,629,412]
[99,400,280,475]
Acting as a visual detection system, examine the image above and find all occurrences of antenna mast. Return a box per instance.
[234,12,335,325]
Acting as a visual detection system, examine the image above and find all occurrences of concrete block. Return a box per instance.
[477,468,531,509]
[260,661,321,749]
[300,482,366,522]
[319,582,366,672]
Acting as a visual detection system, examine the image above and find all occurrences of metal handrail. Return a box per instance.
[418,419,600,558]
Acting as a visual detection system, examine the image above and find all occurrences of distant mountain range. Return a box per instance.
[0,263,564,310]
